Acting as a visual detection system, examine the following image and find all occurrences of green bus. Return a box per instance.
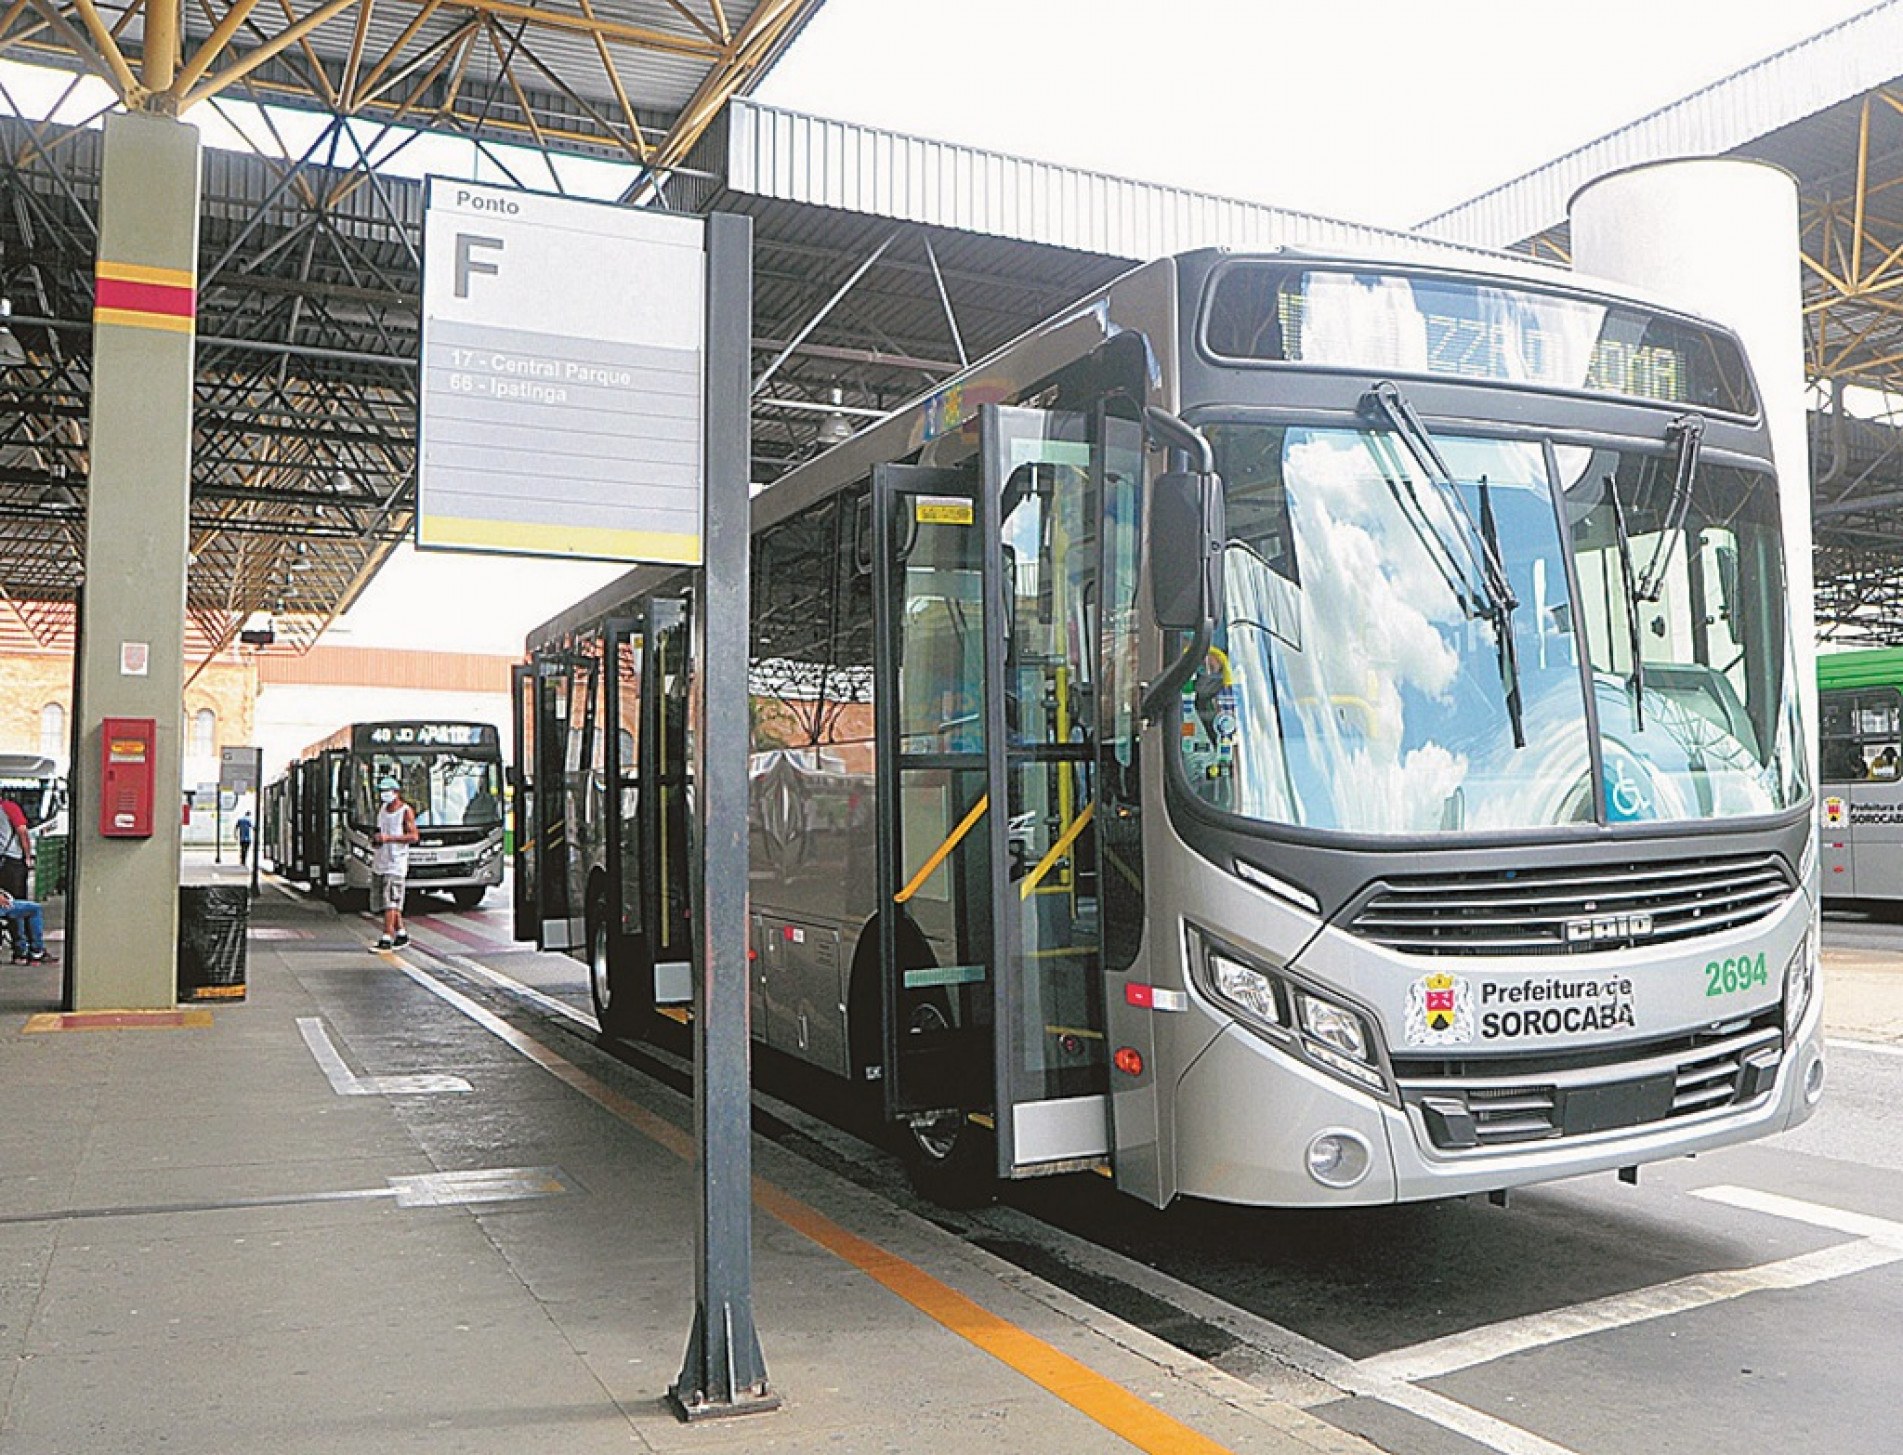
[1819,647,1903,900]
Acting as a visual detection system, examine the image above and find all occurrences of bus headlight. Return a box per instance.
[1295,992,1386,1094]
[1210,950,1283,1027]
[1297,993,1369,1061]
[1188,927,1391,1100]
[1785,925,1817,1037]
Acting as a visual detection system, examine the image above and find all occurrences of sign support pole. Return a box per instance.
[668,211,777,1421]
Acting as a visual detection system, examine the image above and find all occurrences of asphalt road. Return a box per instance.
[401,891,1903,1455]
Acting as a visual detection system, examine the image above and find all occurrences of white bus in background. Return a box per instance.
[522,247,1822,1210]
[264,721,505,909]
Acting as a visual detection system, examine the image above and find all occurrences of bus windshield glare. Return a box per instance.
[1182,422,1808,835]
[1203,265,1759,415]
[354,751,503,829]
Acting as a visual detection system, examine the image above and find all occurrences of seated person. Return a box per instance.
[0,888,52,964]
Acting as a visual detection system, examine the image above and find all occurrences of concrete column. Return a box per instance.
[69,111,201,1010]
[1569,159,1817,789]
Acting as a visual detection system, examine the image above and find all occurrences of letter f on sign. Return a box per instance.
[455,234,504,298]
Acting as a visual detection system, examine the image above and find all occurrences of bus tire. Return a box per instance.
[450,886,485,910]
[903,1108,996,1210]
[588,896,636,1039]
[899,1000,995,1209]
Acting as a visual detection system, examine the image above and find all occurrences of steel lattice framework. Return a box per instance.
[0,0,823,662]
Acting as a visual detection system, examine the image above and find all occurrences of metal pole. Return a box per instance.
[668,210,777,1422]
[250,747,262,898]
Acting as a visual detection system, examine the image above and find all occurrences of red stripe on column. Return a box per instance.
[94,277,195,318]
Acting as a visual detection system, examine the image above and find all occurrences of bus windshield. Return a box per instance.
[1183,422,1806,835]
[354,751,503,829]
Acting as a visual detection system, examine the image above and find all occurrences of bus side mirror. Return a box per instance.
[1151,469,1225,631]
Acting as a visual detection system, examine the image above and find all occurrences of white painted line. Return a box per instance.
[974,1204,1587,1455]
[1826,1036,1903,1058]
[388,1166,574,1207]
[1690,1185,1903,1245]
[1358,1238,1903,1385]
[427,947,597,1032]
[295,1017,473,1096]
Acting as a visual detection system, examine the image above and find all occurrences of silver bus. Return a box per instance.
[1818,646,1903,900]
[520,247,1822,1208]
[265,720,505,909]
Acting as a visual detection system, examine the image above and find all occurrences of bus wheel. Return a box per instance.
[450,886,484,910]
[904,1110,995,1209]
[900,1005,995,1209]
[589,898,634,1039]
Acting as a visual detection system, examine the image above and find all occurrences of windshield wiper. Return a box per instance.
[1477,474,1525,748]
[1602,471,1648,730]
[1363,383,1502,620]
[1362,382,1524,747]
[1634,412,1705,603]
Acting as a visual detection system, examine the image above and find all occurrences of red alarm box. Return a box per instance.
[100,717,156,837]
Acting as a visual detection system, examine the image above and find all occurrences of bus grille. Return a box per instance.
[1345,853,1794,956]
[1395,1017,1784,1151]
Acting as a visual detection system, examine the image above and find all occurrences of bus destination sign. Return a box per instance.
[361,723,494,748]
[418,180,706,565]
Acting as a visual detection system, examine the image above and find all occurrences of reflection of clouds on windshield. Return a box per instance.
[1287,429,1464,715]
[1340,741,1469,834]
[1223,431,1476,830]
[1300,274,1430,372]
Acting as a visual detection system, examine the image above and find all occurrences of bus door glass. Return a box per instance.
[324,751,347,884]
[567,639,603,938]
[1823,686,1903,898]
[981,404,1108,1177]
[603,618,644,949]
[534,653,576,948]
[645,596,695,1004]
[511,662,537,942]
[871,462,995,1119]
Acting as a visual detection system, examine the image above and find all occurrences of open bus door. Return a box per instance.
[520,653,578,948]
[589,599,696,1033]
[871,461,996,1145]
[510,662,537,943]
[871,406,1109,1193]
[980,404,1109,1180]
[643,596,696,1009]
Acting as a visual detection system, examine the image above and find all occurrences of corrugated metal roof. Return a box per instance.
[722,98,1513,267]
[1418,0,1903,248]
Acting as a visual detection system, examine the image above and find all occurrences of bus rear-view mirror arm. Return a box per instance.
[1141,406,1225,723]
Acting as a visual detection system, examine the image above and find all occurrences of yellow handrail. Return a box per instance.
[895,794,989,904]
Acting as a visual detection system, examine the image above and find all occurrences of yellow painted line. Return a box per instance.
[184,984,247,1000]
[752,1180,1231,1455]
[1021,802,1095,900]
[896,794,988,904]
[392,959,1235,1455]
[92,306,194,334]
[96,260,196,288]
[418,514,703,565]
[25,1009,214,1033]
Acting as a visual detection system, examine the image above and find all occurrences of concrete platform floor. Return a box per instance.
[0,867,1376,1455]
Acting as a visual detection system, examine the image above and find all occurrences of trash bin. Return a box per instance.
[178,883,248,1002]
[34,835,66,899]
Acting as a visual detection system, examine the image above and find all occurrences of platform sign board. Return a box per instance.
[417,179,706,565]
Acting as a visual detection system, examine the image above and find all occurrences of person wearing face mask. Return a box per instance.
[371,776,419,950]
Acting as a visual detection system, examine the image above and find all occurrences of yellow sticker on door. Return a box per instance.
[915,497,974,526]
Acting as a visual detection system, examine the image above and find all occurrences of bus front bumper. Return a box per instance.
[1170,997,1825,1208]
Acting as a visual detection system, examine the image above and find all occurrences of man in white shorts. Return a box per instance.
[372,776,419,950]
